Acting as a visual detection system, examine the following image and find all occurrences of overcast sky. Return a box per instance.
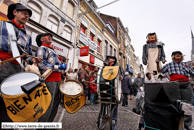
[95,0,194,68]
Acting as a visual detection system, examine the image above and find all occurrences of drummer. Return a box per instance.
[0,3,42,125]
[35,33,66,122]
[105,55,124,109]
[156,51,194,130]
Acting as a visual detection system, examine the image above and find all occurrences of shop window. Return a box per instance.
[110,45,112,56]
[47,15,59,33]
[80,25,86,34]
[63,25,72,41]
[27,1,41,23]
[51,0,62,9]
[66,1,74,19]
[90,32,94,41]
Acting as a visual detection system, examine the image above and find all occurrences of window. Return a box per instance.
[47,15,59,33]
[90,32,94,41]
[110,45,112,56]
[106,23,114,33]
[66,1,74,19]
[51,0,62,9]
[114,49,116,56]
[123,42,125,50]
[80,25,86,34]
[97,39,101,54]
[27,1,41,23]
[63,26,72,41]
[104,41,108,58]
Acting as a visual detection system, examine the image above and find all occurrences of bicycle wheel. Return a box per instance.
[97,104,106,129]
[110,106,118,130]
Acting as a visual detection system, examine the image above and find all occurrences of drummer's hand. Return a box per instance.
[119,76,123,80]
[32,57,43,63]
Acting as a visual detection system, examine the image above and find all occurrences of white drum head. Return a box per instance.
[60,80,82,96]
[1,72,39,95]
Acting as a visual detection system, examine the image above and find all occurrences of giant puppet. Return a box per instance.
[142,32,166,78]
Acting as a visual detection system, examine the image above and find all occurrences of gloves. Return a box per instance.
[58,63,66,70]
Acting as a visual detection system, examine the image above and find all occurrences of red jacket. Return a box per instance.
[89,77,97,93]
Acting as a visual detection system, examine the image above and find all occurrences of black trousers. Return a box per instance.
[122,93,128,106]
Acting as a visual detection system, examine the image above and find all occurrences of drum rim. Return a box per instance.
[59,80,84,96]
[0,72,40,95]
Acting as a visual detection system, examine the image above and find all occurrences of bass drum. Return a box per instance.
[0,72,51,122]
[97,66,122,103]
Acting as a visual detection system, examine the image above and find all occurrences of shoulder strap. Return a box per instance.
[5,22,22,65]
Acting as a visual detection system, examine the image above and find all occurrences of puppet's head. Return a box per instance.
[146,32,158,43]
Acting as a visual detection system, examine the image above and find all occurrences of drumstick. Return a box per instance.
[1,54,27,64]
[41,69,52,79]
[65,50,69,64]
[1,54,44,64]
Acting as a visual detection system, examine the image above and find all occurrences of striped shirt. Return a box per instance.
[142,42,165,65]
[36,46,61,74]
[161,61,194,77]
[0,20,32,62]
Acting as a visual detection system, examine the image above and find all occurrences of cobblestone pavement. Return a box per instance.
[54,95,194,130]
[53,96,140,130]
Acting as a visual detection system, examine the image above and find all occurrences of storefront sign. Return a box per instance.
[90,55,95,64]
[97,45,100,54]
[80,46,89,56]
[51,42,68,57]
[79,32,97,52]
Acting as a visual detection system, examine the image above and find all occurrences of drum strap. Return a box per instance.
[5,22,23,68]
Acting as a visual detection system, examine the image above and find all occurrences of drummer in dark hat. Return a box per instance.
[35,32,67,122]
[0,3,41,125]
[156,51,194,130]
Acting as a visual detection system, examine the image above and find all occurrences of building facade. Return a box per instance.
[74,0,105,70]
[17,0,80,69]
[99,13,126,69]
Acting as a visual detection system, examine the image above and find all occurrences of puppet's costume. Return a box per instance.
[142,33,166,78]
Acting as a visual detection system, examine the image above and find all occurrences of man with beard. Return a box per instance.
[0,3,42,126]
[156,51,194,130]
[142,32,166,78]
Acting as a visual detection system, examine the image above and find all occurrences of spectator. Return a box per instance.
[80,65,90,101]
[67,67,77,80]
[89,72,97,105]
[156,73,169,82]
[94,66,99,73]
[78,68,83,81]
[144,72,155,83]
[134,73,144,96]
[74,68,78,81]
[122,72,132,106]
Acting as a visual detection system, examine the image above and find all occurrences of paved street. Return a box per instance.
[54,96,194,130]
[53,96,140,130]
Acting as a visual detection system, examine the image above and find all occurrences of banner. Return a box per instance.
[90,55,95,64]
[2,85,51,122]
[80,46,89,56]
